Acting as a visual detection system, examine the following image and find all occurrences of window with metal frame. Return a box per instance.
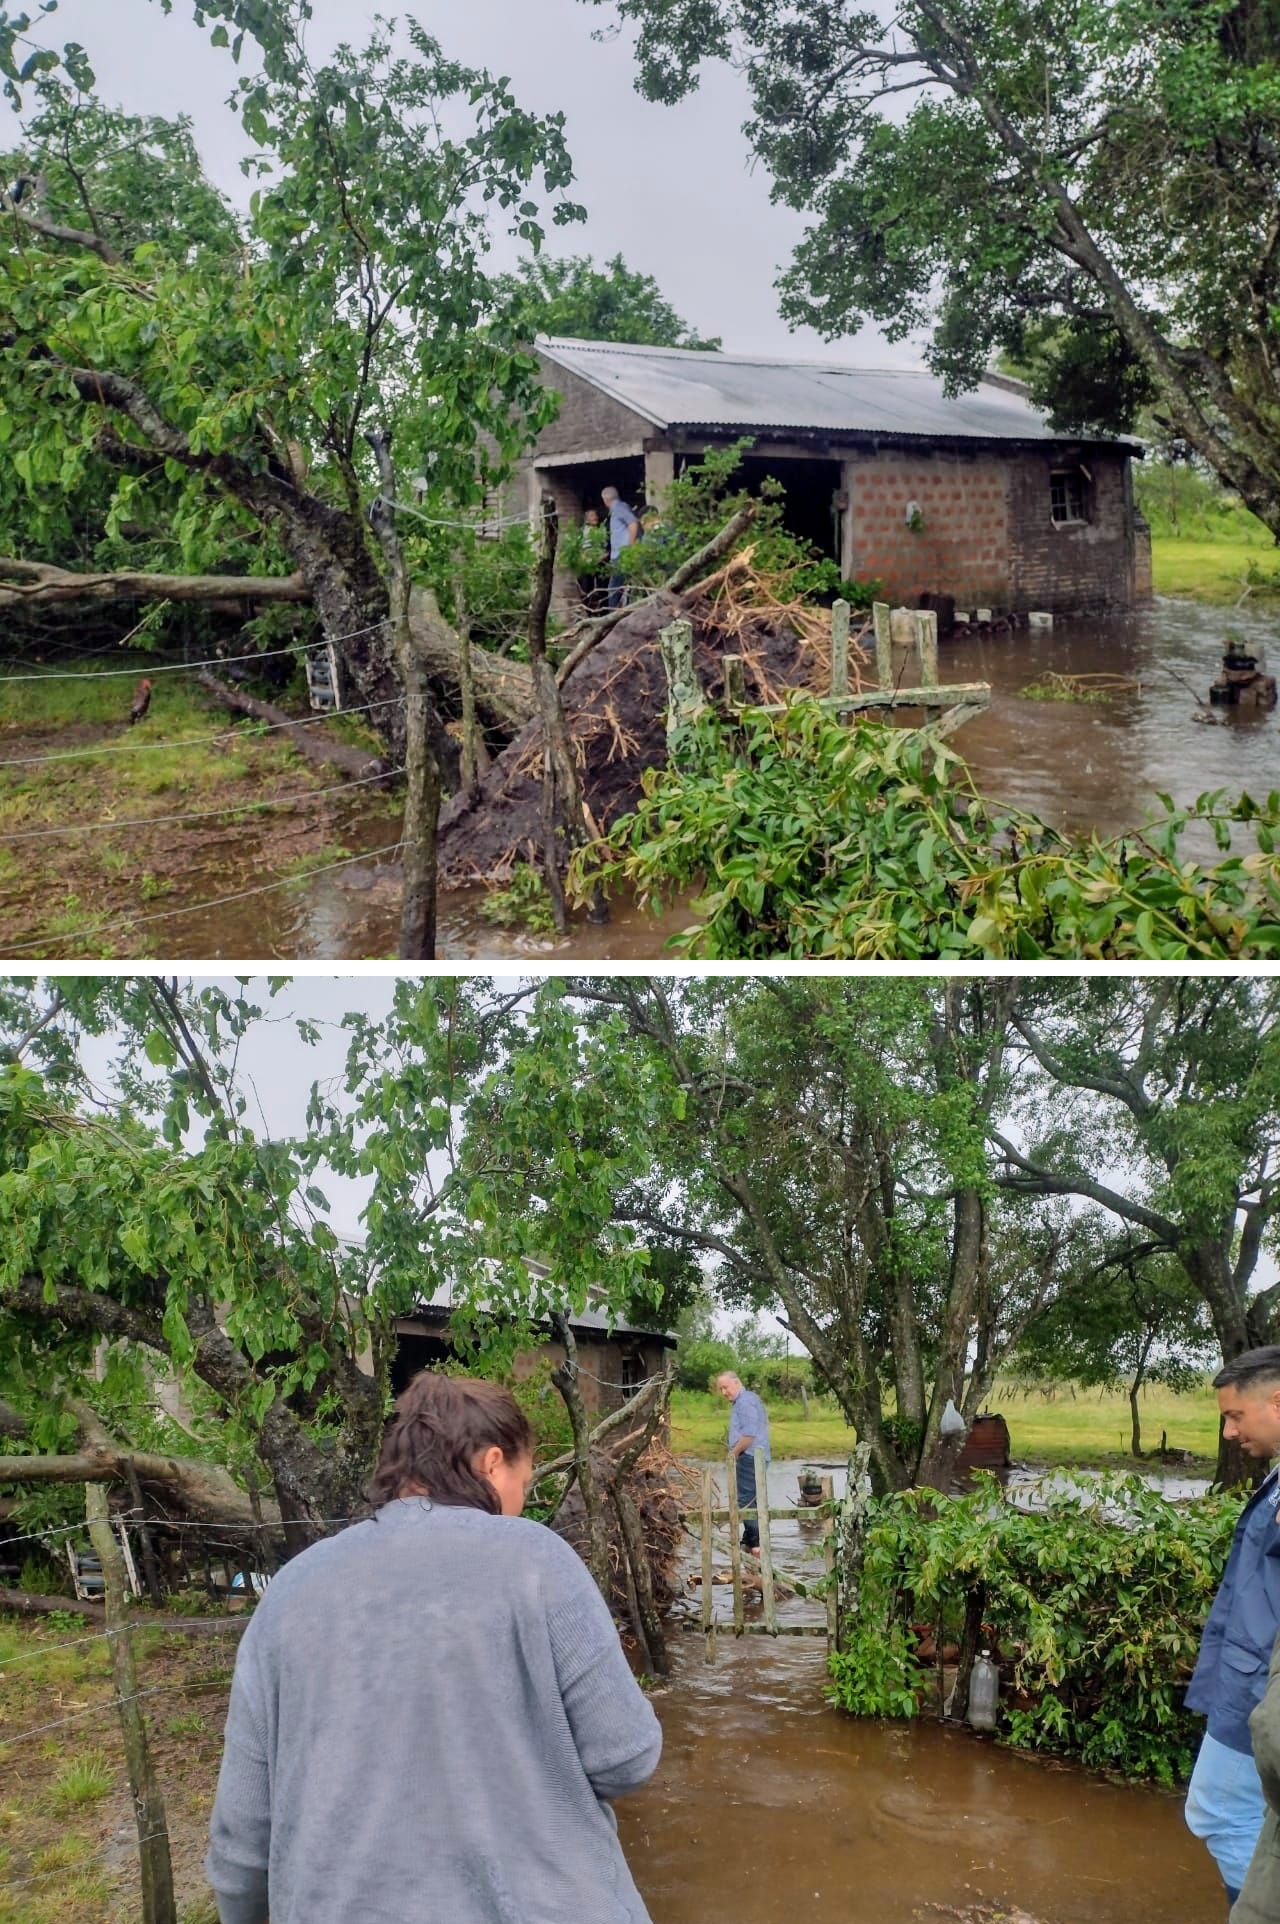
[1050,467,1089,525]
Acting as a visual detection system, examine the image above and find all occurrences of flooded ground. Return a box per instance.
[620,1637,1223,1924]
[13,594,1275,957]
[936,595,1279,837]
[620,1456,1225,1924]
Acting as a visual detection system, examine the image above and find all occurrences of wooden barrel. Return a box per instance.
[958,1412,1010,1472]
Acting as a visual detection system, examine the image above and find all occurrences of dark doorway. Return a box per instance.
[740,455,843,559]
[391,1329,454,1396]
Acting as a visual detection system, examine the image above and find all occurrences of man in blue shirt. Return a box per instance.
[1184,1347,1280,1911]
[716,1371,771,1555]
[601,485,639,610]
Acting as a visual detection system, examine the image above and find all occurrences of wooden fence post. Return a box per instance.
[85,1484,176,1924]
[916,608,939,688]
[821,1475,838,1652]
[830,599,851,705]
[660,618,702,758]
[754,1447,777,1634]
[837,1441,873,1649]
[872,601,893,691]
[701,1467,715,1665]
[725,1452,745,1637]
[722,652,747,712]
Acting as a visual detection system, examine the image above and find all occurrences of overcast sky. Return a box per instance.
[0,0,923,365]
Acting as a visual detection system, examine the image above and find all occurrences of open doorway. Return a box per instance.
[738,454,843,560]
[390,1329,454,1396]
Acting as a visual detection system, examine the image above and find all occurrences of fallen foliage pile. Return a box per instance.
[436,557,867,886]
[552,1436,699,1621]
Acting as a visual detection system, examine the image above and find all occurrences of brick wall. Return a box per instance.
[1007,447,1135,614]
[532,358,649,458]
[844,444,1139,612]
[846,450,1011,604]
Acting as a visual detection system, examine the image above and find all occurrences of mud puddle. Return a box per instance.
[622,1454,1224,1923]
[620,1636,1222,1924]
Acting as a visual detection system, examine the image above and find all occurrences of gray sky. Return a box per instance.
[1,0,923,364]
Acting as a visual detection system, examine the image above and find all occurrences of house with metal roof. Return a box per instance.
[388,1261,677,1415]
[518,336,1150,615]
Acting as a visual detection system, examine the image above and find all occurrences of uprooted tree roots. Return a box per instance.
[436,555,869,889]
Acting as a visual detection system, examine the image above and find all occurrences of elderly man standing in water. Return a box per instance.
[1184,1347,1280,1915]
[716,1371,771,1556]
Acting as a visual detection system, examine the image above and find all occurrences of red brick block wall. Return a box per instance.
[848,446,1137,612]
[848,450,1012,605]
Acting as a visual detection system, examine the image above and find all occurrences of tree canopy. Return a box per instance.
[490,250,720,349]
[0,1,583,739]
[582,0,1280,537]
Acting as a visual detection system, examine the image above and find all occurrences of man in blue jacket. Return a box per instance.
[1185,1346,1280,1911]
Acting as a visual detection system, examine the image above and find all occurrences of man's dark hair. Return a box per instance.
[1212,1346,1280,1393]
[368,1371,533,1515]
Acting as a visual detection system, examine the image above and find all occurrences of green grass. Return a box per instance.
[48,1751,113,1810]
[671,1379,1221,1469]
[1152,534,1279,604]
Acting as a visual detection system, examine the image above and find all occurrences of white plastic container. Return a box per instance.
[967,1650,999,1731]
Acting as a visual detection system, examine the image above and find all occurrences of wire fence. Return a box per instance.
[0,618,389,685]
[0,693,404,770]
[0,765,401,845]
[5,839,404,957]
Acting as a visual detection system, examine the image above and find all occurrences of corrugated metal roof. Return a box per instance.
[537,336,1138,448]
[403,1296,677,1347]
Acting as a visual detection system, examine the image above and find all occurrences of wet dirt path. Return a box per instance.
[620,1456,1225,1924]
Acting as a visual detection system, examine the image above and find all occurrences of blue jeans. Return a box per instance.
[607,570,628,610]
[1185,1734,1266,1895]
[735,1455,760,1550]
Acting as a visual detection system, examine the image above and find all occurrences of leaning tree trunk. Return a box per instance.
[366,429,443,959]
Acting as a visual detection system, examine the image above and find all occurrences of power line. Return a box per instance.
[4,839,404,955]
[383,498,534,533]
[0,695,403,770]
[0,618,389,685]
[0,765,401,844]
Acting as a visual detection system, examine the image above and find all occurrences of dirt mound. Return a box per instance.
[437,573,855,887]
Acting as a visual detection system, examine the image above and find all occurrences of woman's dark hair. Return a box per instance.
[368,1371,534,1515]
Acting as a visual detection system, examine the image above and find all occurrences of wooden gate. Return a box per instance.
[688,1445,872,1662]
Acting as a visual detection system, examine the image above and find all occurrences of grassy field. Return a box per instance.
[670,1380,1220,1468]
[1151,533,1279,604]
[0,1612,232,1922]
[0,656,398,957]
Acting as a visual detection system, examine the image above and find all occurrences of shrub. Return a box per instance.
[828,1474,1239,1783]
[673,1338,740,1392]
[573,703,1280,960]
[50,1750,113,1809]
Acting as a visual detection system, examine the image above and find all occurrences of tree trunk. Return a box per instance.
[195,672,393,781]
[949,1580,988,1724]
[550,1313,614,1600]
[366,430,442,960]
[1129,1329,1157,1458]
[86,1482,177,1924]
[526,494,608,926]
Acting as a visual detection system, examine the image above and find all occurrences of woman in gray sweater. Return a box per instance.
[205,1372,662,1924]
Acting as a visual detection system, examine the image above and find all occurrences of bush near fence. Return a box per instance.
[828,1474,1240,1783]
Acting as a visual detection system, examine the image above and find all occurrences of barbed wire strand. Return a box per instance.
[0,693,404,770]
[0,1616,251,1667]
[0,764,402,845]
[0,618,389,684]
[0,1828,174,1892]
[4,1677,237,1746]
[4,838,404,956]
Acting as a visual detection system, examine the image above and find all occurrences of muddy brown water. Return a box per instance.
[64,595,1278,958]
[618,1456,1225,1924]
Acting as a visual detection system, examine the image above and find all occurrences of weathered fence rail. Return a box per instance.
[663,597,992,747]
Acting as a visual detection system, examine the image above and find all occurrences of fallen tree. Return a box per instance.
[0,559,310,610]
[437,555,862,886]
[196,672,393,782]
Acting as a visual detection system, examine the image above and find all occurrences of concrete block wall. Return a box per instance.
[845,445,1139,612]
[845,450,1013,606]
[1007,448,1135,613]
